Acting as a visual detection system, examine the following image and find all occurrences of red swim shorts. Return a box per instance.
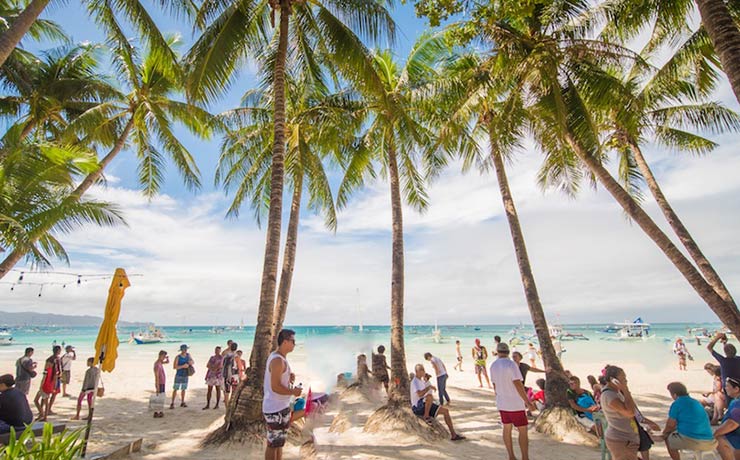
[500,410,528,427]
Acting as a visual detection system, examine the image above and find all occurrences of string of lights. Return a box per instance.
[0,269,143,296]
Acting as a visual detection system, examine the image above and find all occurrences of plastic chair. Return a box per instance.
[679,450,720,460]
[592,412,611,460]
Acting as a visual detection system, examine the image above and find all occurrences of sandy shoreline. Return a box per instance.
[2,337,717,460]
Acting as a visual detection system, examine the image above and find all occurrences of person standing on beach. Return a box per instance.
[372,345,391,393]
[236,350,246,381]
[489,343,536,460]
[673,338,692,371]
[15,347,36,396]
[45,346,62,415]
[263,329,302,460]
[170,344,193,409]
[512,351,545,388]
[222,342,238,407]
[601,365,641,460]
[60,345,76,397]
[472,339,492,389]
[424,352,450,405]
[526,343,538,368]
[708,333,740,391]
[204,346,224,410]
[454,340,463,372]
[153,350,168,418]
[71,358,99,420]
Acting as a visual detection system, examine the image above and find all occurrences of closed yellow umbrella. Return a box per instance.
[94,268,131,372]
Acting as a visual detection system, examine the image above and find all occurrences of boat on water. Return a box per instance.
[602,318,654,341]
[560,332,589,341]
[687,327,711,341]
[0,328,13,346]
[130,326,168,344]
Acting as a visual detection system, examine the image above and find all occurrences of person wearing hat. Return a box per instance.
[60,345,76,397]
[170,344,194,409]
[489,342,536,460]
[0,374,33,434]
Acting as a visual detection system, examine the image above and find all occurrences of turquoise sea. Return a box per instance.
[0,322,726,372]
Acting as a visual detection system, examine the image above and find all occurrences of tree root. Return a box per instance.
[329,410,352,433]
[363,403,447,442]
[533,406,599,447]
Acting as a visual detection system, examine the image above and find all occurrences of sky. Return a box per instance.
[1,1,739,326]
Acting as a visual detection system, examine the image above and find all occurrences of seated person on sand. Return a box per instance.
[714,376,740,460]
[0,374,33,434]
[567,376,601,435]
[410,364,465,441]
[530,378,546,411]
[661,381,716,460]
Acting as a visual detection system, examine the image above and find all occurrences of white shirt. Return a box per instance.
[489,357,526,412]
[430,356,447,377]
[61,352,75,371]
[262,352,292,414]
[410,376,432,407]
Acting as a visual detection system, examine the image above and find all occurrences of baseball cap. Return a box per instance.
[180,344,189,351]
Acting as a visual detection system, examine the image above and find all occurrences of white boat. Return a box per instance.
[0,328,13,346]
[604,318,654,341]
[130,326,168,344]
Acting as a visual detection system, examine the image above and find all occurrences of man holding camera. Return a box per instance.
[708,332,740,391]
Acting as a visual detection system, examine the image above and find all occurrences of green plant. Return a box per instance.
[0,424,85,459]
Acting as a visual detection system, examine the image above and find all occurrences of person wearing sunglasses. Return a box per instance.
[716,376,740,460]
[263,329,301,460]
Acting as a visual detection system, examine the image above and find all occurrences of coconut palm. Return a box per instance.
[0,38,213,278]
[605,37,740,311]
[0,0,189,70]
[465,0,740,336]
[430,50,574,421]
[333,35,451,418]
[0,136,124,273]
[0,44,119,146]
[186,0,394,438]
[215,75,361,349]
[602,0,740,105]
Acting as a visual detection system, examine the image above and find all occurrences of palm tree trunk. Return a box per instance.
[223,0,290,431]
[387,140,410,405]
[695,0,740,105]
[272,175,303,350]
[0,117,135,281]
[567,134,740,337]
[630,141,735,306]
[0,0,50,67]
[488,133,569,407]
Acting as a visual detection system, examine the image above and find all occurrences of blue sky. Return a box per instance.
[2,1,739,326]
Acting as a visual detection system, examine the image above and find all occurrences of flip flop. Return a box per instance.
[423,417,433,425]
[451,434,466,441]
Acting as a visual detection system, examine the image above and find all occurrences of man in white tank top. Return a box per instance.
[263,329,302,460]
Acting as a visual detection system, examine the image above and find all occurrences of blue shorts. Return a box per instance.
[412,398,439,418]
[726,431,740,449]
[173,376,188,391]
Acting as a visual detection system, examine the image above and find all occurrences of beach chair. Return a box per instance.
[592,412,611,460]
[0,422,66,445]
[678,450,719,460]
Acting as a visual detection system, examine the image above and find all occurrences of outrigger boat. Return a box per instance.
[130,326,168,344]
[0,328,13,345]
[602,318,654,341]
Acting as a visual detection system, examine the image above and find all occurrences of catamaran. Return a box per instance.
[602,318,654,341]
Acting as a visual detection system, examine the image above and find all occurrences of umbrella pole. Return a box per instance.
[81,346,104,458]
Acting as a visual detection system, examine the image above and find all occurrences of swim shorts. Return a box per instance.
[264,407,291,448]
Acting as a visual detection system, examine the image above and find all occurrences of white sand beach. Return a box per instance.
[7,335,715,460]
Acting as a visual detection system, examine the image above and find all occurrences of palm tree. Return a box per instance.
[606,38,740,310]
[431,51,574,422]
[335,35,451,421]
[186,0,394,438]
[0,137,124,273]
[0,38,213,278]
[602,0,740,105]
[0,45,119,146]
[0,0,187,69]
[215,76,360,349]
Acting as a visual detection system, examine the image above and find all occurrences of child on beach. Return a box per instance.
[454,340,463,372]
[153,350,168,418]
[236,350,246,381]
[71,358,99,420]
[356,354,371,385]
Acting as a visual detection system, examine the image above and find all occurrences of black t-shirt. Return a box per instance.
[712,350,740,388]
[0,387,33,427]
[518,363,531,384]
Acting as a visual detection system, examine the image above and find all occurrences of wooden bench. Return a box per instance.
[0,422,66,445]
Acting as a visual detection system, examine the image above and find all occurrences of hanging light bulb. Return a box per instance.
[18,272,24,283]
[62,284,66,288]
[10,284,14,291]
[77,275,81,285]
[38,285,43,297]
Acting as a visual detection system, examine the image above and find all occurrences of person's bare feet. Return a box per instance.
[47,410,57,416]
[70,416,79,420]
[213,404,219,409]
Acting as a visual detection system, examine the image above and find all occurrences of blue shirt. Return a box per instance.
[668,396,714,441]
[712,350,740,388]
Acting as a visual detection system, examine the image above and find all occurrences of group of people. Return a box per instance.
[150,340,247,418]
[1,344,100,432]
